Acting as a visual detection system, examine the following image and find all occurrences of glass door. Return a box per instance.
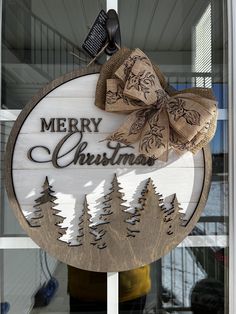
[0,0,231,313]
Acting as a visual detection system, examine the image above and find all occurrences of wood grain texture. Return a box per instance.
[5,68,212,272]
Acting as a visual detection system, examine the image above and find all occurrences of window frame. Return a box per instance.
[0,0,233,313]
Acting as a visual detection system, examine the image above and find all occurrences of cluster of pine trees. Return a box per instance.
[28,174,184,249]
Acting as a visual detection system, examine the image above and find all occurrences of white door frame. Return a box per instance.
[228,0,236,313]
[0,0,233,313]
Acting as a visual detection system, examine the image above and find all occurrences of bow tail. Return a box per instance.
[169,102,217,155]
[139,109,170,161]
[190,109,217,154]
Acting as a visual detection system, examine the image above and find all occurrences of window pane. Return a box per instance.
[1,248,108,313]
[118,0,228,313]
[1,1,108,314]
[2,0,106,109]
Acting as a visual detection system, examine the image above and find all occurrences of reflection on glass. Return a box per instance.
[67,267,107,313]
[1,249,67,313]
[0,121,27,236]
[190,278,224,314]
[1,0,106,109]
[117,248,227,313]
[193,3,212,88]
[118,266,151,313]
[0,122,26,236]
[2,250,109,313]
[161,247,227,311]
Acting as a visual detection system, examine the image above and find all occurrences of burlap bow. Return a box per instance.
[95,48,218,161]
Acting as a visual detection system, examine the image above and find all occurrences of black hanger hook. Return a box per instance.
[105,9,121,56]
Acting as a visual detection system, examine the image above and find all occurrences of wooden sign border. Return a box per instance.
[4,66,212,271]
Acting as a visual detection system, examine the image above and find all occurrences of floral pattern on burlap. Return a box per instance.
[167,98,201,126]
[140,114,166,154]
[122,54,151,80]
[106,85,129,105]
[126,71,155,100]
[128,109,152,136]
[103,48,218,160]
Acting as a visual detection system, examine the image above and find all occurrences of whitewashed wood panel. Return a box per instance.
[20,98,127,134]
[13,167,204,210]
[48,74,99,98]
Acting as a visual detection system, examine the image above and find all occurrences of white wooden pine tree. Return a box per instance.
[133,178,164,238]
[96,174,130,248]
[78,196,97,247]
[29,176,67,241]
[163,193,184,236]
[29,176,56,227]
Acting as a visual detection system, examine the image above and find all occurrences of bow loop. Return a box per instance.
[122,60,159,106]
[167,93,217,143]
[101,48,218,161]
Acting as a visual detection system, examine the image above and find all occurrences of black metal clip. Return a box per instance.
[105,9,121,56]
[86,9,121,66]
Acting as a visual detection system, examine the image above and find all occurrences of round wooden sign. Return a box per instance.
[5,67,211,272]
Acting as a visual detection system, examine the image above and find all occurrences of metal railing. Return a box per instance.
[30,11,90,79]
[3,1,91,81]
[191,216,228,236]
[159,244,226,312]
[166,71,215,88]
